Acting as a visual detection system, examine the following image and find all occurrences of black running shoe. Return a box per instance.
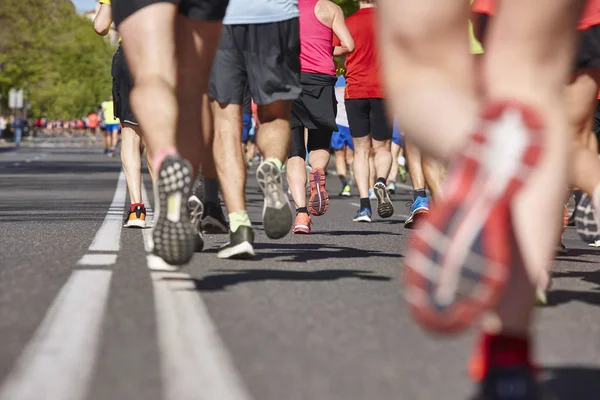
[217,226,255,259]
[202,201,229,234]
[475,366,542,400]
[152,155,196,266]
[256,159,293,239]
[374,182,394,218]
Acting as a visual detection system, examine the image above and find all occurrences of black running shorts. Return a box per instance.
[209,18,301,106]
[112,46,137,125]
[345,98,392,141]
[576,25,600,70]
[112,0,229,27]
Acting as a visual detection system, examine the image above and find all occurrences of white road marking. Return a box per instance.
[152,272,254,400]
[13,162,20,166]
[0,270,112,400]
[77,254,118,266]
[85,171,127,253]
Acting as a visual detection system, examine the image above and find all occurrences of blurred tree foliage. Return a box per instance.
[0,0,114,118]
[332,0,359,76]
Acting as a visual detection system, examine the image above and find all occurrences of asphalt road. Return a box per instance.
[1,138,600,400]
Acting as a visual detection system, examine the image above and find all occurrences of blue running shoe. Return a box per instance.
[353,207,372,222]
[404,196,429,229]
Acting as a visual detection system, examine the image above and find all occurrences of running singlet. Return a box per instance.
[298,0,335,75]
[333,7,383,99]
[223,0,299,25]
[472,0,600,30]
[101,101,119,124]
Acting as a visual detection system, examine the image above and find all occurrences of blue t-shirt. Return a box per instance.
[223,0,299,25]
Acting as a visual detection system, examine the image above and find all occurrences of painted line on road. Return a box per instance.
[77,170,126,265]
[77,254,118,266]
[0,270,112,400]
[152,272,254,400]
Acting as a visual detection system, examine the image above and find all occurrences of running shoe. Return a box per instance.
[369,188,377,201]
[123,203,147,228]
[293,213,311,234]
[374,181,394,218]
[201,201,229,234]
[340,184,351,197]
[387,181,396,194]
[404,196,430,229]
[152,154,196,266]
[404,102,544,334]
[256,159,293,239]
[353,207,372,223]
[575,192,600,244]
[308,167,329,216]
[475,366,542,400]
[187,194,205,252]
[217,226,255,259]
[399,164,408,183]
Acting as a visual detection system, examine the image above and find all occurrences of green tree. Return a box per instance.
[0,0,114,118]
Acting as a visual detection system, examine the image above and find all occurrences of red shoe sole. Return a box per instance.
[309,168,329,216]
[404,101,544,334]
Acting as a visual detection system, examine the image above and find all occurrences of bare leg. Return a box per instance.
[121,124,143,204]
[334,148,347,178]
[368,152,376,189]
[422,157,445,202]
[372,138,392,181]
[287,156,307,208]
[256,101,293,165]
[352,136,371,198]
[405,140,425,190]
[388,141,401,183]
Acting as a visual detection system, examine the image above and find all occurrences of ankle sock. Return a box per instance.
[376,177,386,185]
[296,207,308,214]
[360,197,371,210]
[265,156,283,171]
[204,178,219,203]
[414,189,426,201]
[339,175,348,187]
[152,146,177,175]
[228,210,251,233]
[469,333,532,382]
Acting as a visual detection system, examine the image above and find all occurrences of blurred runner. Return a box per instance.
[100,96,119,157]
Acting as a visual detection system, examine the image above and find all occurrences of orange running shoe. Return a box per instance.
[308,167,329,216]
[293,212,311,234]
[124,203,146,228]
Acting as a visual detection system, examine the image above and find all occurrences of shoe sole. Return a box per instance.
[293,225,310,234]
[375,184,394,218]
[575,193,600,243]
[353,216,371,223]
[257,161,293,239]
[341,192,351,197]
[152,155,196,266]
[404,102,544,334]
[124,219,146,228]
[309,168,329,216]
[217,241,255,259]
[404,209,429,230]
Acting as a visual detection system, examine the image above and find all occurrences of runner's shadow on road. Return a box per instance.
[169,269,391,292]
[544,269,600,307]
[542,366,600,400]
[251,242,400,262]
[319,230,402,237]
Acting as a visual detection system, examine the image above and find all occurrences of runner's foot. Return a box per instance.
[374,181,394,218]
[387,181,396,194]
[202,201,229,234]
[353,207,372,223]
[293,212,311,234]
[340,184,351,197]
[152,154,196,266]
[369,188,377,201]
[404,102,544,333]
[218,226,255,259]
[187,194,205,252]
[475,366,541,400]
[123,203,147,228]
[308,167,329,216]
[256,159,293,239]
[404,196,429,229]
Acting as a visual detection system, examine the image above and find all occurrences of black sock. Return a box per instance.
[376,177,386,185]
[339,175,348,187]
[296,207,308,214]
[360,198,371,210]
[414,189,426,201]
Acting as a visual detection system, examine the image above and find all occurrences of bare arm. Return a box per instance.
[331,5,354,57]
[93,3,112,36]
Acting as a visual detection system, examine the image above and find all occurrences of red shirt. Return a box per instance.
[472,0,600,30]
[333,7,383,99]
[88,113,99,128]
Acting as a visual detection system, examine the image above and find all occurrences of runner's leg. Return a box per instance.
[121,124,143,204]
